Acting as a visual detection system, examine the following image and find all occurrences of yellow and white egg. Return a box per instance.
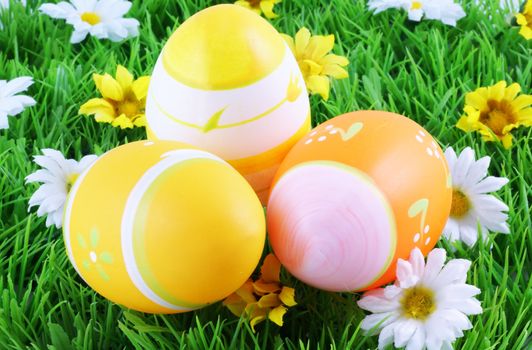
[145,4,311,203]
[63,141,266,313]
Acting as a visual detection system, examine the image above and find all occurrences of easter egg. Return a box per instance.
[267,111,452,292]
[145,4,311,204]
[63,141,265,313]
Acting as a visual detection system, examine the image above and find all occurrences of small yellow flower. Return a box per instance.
[79,65,150,129]
[516,0,532,40]
[223,254,297,331]
[281,27,349,101]
[234,0,282,19]
[456,81,532,149]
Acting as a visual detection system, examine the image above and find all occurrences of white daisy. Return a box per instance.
[26,149,98,228]
[443,147,510,247]
[358,247,482,350]
[0,76,36,130]
[367,0,466,26]
[39,0,139,44]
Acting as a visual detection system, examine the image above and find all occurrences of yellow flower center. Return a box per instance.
[117,100,140,118]
[479,99,516,136]
[411,1,422,10]
[401,286,436,320]
[66,173,80,192]
[81,12,101,25]
[248,0,261,7]
[450,189,470,218]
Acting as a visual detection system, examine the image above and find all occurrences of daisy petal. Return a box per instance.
[460,224,479,247]
[1,76,34,96]
[397,258,418,288]
[406,325,425,350]
[442,218,460,242]
[443,298,482,315]
[70,29,89,44]
[422,248,446,286]
[394,319,418,348]
[358,294,400,313]
[432,259,471,290]
[439,284,481,302]
[440,309,473,332]
[473,194,509,212]
[452,147,475,187]
[39,2,75,19]
[25,169,57,184]
[409,247,425,280]
[444,147,458,169]
[378,322,396,349]
[473,176,509,194]
[360,312,398,332]
[0,113,8,129]
[77,154,98,171]
[463,156,490,189]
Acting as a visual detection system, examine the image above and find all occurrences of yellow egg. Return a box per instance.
[145,4,311,204]
[63,141,266,313]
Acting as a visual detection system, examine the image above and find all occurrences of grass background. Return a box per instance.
[0,0,531,348]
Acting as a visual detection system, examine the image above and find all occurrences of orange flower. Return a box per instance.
[223,254,297,331]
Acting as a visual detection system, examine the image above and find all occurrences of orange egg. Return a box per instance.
[267,111,452,292]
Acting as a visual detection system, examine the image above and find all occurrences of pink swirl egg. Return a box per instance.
[268,162,396,291]
[267,111,452,291]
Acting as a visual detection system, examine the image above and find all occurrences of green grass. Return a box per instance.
[0,0,531,349]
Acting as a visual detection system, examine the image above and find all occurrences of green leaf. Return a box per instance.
[47,323,74,350]
[90,228,99,248]
[340,122,363,141]
[76,234,87,249]
[99,251,113,264]
[202,107,227,132]
[97,265,110,281]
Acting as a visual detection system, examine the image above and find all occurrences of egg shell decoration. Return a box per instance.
[63,141,266,313]
[267,111,452,292]
[145,4,311,204]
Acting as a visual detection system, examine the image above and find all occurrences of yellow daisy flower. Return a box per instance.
[516,0,532,40]
[234,0,282,19]
[223,254,297,331]
[281,27,349,101]
[79,65,150,129]
[456,81,532,149]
